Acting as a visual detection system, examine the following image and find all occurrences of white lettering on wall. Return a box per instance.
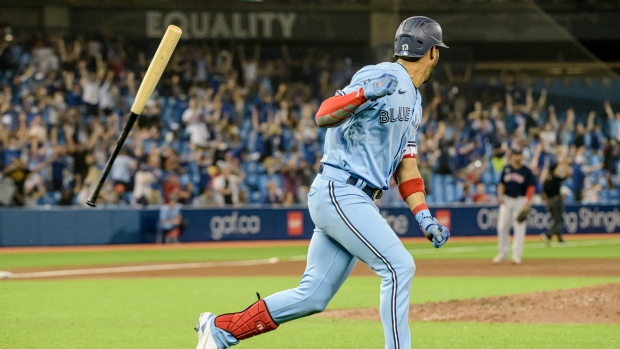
[475,206,620,234]
[210,211,261,240]
[211,13,231,37]
[146,11,164,37]
[564,211,578,233]
[477,208,499,230]
[146,11,298,39]
[278,13,297,38]
[578,207,620,233]
[190,12,209,39]
[257,12,276,37]
[232,13,247,38]
[163,11,190,39]
[248,13,258,38]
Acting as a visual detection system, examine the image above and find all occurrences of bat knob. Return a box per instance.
[85,200,97,208]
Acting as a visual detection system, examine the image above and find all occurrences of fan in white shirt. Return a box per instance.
[182,98,202,124]
[539,123,557,153]
[186,121,210,148]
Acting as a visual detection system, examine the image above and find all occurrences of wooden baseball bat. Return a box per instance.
[86,25,182,207]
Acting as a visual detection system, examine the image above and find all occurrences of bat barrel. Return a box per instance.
[131,25,182,115]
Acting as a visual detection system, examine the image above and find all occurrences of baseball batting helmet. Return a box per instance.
[394,16,448,59]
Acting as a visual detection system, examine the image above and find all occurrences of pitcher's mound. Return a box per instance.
[322,283,620,324]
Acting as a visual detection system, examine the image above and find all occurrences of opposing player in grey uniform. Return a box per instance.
[493,147,536,265]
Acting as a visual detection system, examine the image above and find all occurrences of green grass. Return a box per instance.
[1,276,619,348]
[248,319,620,349]
[1,238,618,348]
[2,238,619,269]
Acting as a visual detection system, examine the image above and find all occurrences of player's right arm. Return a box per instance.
[315,73,398,128]
[497,182,505,205]
[498,166,507,205]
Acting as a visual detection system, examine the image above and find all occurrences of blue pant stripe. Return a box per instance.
[328,181,400,349]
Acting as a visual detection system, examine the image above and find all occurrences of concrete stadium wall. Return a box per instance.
[0,208,142,246]
[0,205,618,246]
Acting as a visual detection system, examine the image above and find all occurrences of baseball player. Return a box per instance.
[195,16,450,349]
[493,147,536,265]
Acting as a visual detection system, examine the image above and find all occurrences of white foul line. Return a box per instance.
[286,255,309,262]
[3,258,280,280]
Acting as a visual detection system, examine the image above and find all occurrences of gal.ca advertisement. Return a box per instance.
[176,205,619,243]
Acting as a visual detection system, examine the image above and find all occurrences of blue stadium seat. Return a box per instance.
[250,191,262,204]
[242,161,258,175]
[244,174,260,192]
[258,174,283,192]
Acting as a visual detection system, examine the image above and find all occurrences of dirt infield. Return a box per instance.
[321,283,620,324]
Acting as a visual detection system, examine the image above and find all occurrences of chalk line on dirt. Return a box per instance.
[2,258,280,279]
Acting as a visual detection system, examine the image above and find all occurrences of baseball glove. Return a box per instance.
[516,207,529,223]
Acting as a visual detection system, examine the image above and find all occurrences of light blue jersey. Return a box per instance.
[321,62,422,190]
[202,15,450,349]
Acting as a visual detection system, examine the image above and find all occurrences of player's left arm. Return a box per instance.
[395,156,450,248]
[524,167,536,208]
[517,167,537,223]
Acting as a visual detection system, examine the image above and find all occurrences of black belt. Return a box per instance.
[318,164,383,200]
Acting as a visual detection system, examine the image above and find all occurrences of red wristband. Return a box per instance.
[398,178,426,201]
[412,203,429,215]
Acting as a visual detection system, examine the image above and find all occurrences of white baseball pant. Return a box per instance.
[496,196,527,261]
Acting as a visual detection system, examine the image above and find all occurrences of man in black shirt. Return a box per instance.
[540,160,571,246]
[573,123,586,149]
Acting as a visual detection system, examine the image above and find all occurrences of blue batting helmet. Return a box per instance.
[394,16,448,58]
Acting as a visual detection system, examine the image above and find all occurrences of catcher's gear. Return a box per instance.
[517,207,530,223]
[394,16,449,59]
[363,73,398,100]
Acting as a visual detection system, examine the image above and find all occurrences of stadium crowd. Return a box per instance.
[1,33,619,208]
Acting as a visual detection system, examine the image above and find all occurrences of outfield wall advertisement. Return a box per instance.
[0,204,618,246]
[175,204,620,242]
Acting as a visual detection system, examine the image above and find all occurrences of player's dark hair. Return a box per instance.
[394,56,422,63]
